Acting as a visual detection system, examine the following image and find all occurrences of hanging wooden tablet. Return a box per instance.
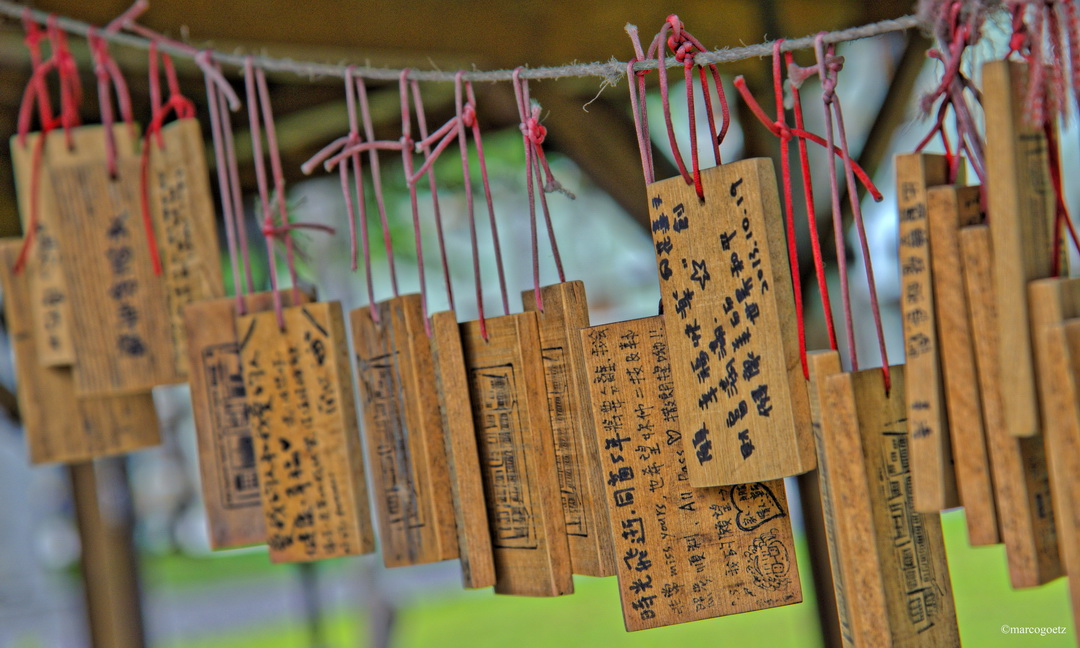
[429,310,496,589]
[580,315,800,631]
[1029,278,1080,575]
[819,364,961,646]
[522,281,617,577]
[983,60,1058,438]
[9,128,118,366]
[458,312,573,596]
[0,238,159,464]
[647,159,813,486]
[959,225,1061,588]
[895,153,958,512]
[237,301,375,562]
[351,295,458,567]
[805,351,860,647]
[147,118,225,377]
[926,185,998,544]
[1042,319,1080,628]
[183,289,314,550]
[48,137,179,395]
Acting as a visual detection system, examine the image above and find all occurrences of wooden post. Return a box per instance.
[69,459,146,648]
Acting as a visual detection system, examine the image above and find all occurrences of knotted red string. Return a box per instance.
[512,68,569,313]
[649,15,730,199]
[625,24,656,186]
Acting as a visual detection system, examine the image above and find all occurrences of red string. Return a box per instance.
[625,24,655,185]
[787,51,837,353]
[1045,121,1080,275]
[411,79,456,314]
[358,80,401,298]
[451,73,489,340]
[399,70,433,337]
[814,34,890,391]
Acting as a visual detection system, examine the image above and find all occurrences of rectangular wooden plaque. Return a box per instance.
[183,289,313,549]
[959,225,1061,587]
[10,126,132,366]
[430,310,496,589]
[0,238,159,464]
[148,118,225,377]
[49,154,179,395]
[984,60,1058,438]
[821,364,961,647]
[351,295,458,567]
[522,281,616,576]
[459,312,573,596]
[895,153,958,512]
[238,301,375,562]
[646,160,813,486]
[580,315,800,631]
[926,185,997,542]
[1043,319,1080,629]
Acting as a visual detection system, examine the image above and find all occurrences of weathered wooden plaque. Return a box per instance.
[522,281,616,576]
[805,351,860,648]
[0,238,159,464]
[984,60,1058,438]
[1030,277,1080,434]
[351,295,458,567]
[429,310,496,589]
[459,312,573,596]
[926,185,997,543]
[1043,319,1080,629]
[148,118,225,377]
[10,126,131,366]
[580,315,800,631]
[646,160,813,486]
[183,289,313,549]
[238,301,375,562]
[959,225,1062,587]
[49,154,179,395]
[895,153,958,512]
[821,364,961,647]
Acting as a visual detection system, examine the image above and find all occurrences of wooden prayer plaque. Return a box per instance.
[926,185,997,543]
[646,160,813,486]
[895,153,958,512]
[147,118,225,377]
[820,364,960,647]
[238,301,375,562]
[805,351,859,647]
[0,238,159,464]
[984,60,1058,438]
[1043,320,1080,628]
[10,126,131,366]
[429,310,496,589]
[351,295,458,568]
[49,153,179,395]
[522,281,617,577]
[1029,277,1080,434]
[459,312,573,597]
[959,225,1061,588]
[183,289,313,550]
[580,316,800,631]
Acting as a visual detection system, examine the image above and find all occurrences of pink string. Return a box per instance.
[512,69,568,313]
[399,70,433,337]
[625,25,655,185]
[814,34,890,392]
[411,79,456,313]
[468,78,510,317]
[219,73,255,294]
[357,81,401,298]
[88,28,135,178]
[453,73,489,339]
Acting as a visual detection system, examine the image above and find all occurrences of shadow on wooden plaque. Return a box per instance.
[645,160,813,487]
[895,152,959,512]
[1043,319,1080,630]
[351,296,458,567]
[926,185,997,543]
[819,363,960,646]
[147,118,225,377]
[580,315,800,631]
[430,310,496,589]
[0,239,159,464]
[183,289,313,550]
[984,60,1058,438]
[238,302,375,562]
[459,312,573,597]
[959,225,1062,587]
[522,280,616,577]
